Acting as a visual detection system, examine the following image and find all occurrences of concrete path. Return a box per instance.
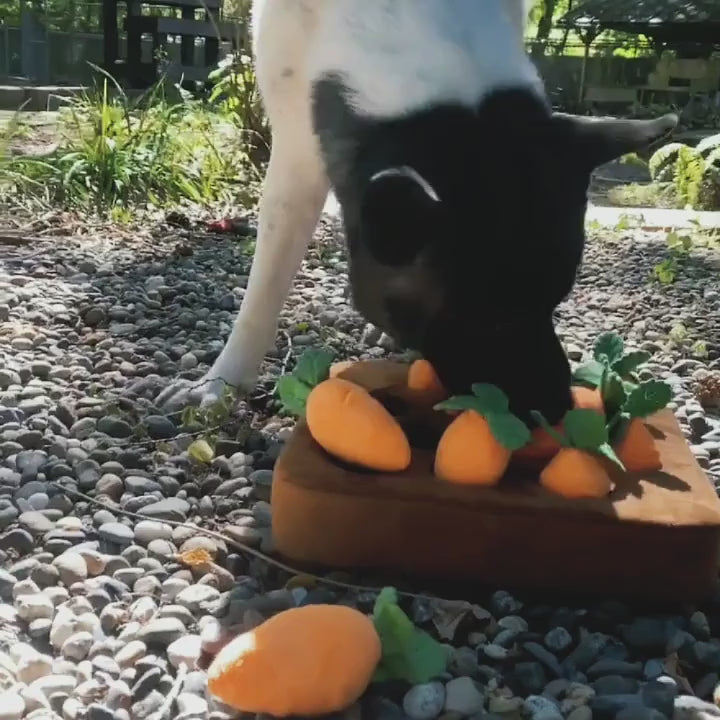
[586,204,720,230]
[323,193,720,230]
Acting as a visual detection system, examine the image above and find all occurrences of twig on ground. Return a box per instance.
[51,482,454,604]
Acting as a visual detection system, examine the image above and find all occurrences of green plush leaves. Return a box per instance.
[275,347,335,416]
[486,413,532,451]
[372,587,449,684]
[530,410,567,446]
[435,384,530,451]
[572,360,605,389]
[624,380,673,419]
[562,409,625,470]
[575,334,650,390]
[532,409,624,470]
[612,350,651,378]
[564,409,609,451]
[601,370,627,418]
[594,332,625,366]
[470,384,509,415]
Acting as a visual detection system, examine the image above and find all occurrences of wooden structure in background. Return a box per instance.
[558,0,720,108]
[102,0,239,88]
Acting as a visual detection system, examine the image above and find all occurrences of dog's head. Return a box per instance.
[346,91,676,424]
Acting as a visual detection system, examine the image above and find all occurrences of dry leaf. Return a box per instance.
[663,652,695,695]
[431,600,492,641]
[285,574,318,590]
[178,548,214,568]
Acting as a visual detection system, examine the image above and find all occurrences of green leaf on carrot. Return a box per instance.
[372,587,449,685]
[624,380,672,419]
[594,332,625,366]
[563,409,609,451]
[612,350,651,378]
[601,370,627,418]
[596,441,626,471]
[470,384,510,415]
[572,359,605,389]
[530,410,567,446]
[486,412,532,451]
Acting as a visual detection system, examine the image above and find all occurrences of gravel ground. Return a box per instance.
[2,210,720,720]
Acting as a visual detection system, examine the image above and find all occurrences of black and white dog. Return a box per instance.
[160,0,677,424]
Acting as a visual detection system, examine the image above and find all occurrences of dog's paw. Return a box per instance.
[155,375,238,414]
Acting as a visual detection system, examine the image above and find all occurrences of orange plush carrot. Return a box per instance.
[434,385,530,485]
[406,359,447,406]
[306,378,411,472]
[571,386,605,415]
[207,604,381,717]
[532,408,621,499]
[614,418,662,472]
[540,447,613,499]
[434,410,511,485]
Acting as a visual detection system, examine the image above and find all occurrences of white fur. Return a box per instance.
[190,0,536,402]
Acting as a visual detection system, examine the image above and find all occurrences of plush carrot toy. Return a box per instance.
[571,331,671,474]
[405,358,448,407]
[513,385,606,467]
[306,377,411,472]
[531,408,624,499]
[277,347,411,472]
[207,587,449,717]
[433,384,531,485]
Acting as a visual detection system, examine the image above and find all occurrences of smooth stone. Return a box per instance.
[403,682,446,720]
[444,677,485,715]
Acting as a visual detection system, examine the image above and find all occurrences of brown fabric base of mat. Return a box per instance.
[271,360,720,602]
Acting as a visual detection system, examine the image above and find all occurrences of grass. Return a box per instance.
[0,66,264,217]
[606,182,684,210]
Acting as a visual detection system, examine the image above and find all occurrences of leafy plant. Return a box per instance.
[182,385,238,464]
[1,66,257,214]
[276,347,335,416]
[435,384,531,451]
[208,49,271,166]
[647,140,720,211]
[372,587,449,684]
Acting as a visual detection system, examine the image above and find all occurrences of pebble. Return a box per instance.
[444,677,485,715]
[404,682,446,720]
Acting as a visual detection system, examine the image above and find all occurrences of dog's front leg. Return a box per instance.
[157,131,329,411]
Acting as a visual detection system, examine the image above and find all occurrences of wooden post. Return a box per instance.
[578,27,600,106]
[102,0,119,74]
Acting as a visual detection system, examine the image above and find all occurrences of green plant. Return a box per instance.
[276,347,335,415]
[647,140,720,211]
[183,385,239,463]
[208,50,270,166]
[1,66,256,214]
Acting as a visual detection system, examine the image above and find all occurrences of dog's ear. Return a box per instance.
[555,112,678,170]
[359,166,441,266]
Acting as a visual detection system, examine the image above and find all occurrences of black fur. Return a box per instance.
[312,74,676,425]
